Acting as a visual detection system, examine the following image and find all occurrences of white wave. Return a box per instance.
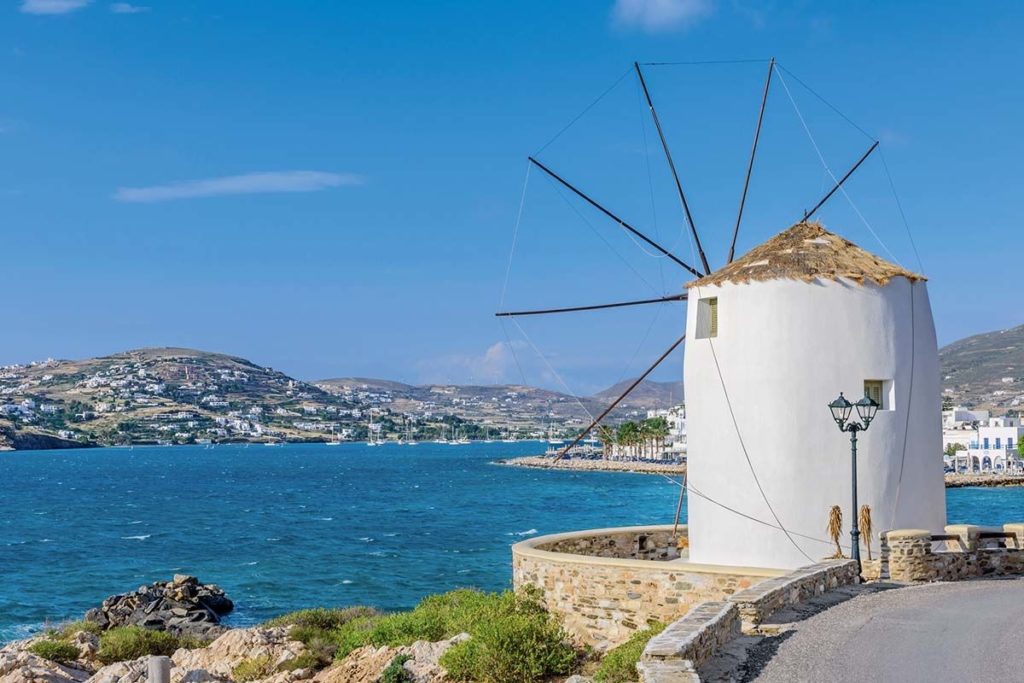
[507,529,538,537]
[318,517,333,521]
[341,580,354,584]
[121,534,151,541]
[383,533,399,537]
[243,561,258,566]
[265,537,281,542]
[39,538,53,543]
[359,537,374,543]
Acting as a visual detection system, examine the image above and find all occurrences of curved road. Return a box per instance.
[737,579,1024,682]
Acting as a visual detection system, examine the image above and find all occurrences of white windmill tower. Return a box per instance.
[497,59,945,571]
[684,221,944,569]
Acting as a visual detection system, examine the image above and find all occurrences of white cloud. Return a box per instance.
[110,2,148,13]
[611,0,713,32]
[20,0,91,15]
[113,170,364,203]
[417,340,553,386]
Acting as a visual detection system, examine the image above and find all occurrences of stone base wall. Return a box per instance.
[512,526,780,650]
[862,524,1024,583]
[537,528,687,561]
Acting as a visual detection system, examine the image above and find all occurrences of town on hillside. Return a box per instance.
[0,347,684,450]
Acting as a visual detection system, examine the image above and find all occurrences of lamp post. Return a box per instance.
[828,392,879,571]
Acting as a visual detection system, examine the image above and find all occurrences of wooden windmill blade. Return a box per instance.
[495,293,687,318]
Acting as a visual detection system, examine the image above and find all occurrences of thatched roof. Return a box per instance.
[687,222,924,288]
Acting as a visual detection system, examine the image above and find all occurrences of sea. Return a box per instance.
[0,442,1020,642]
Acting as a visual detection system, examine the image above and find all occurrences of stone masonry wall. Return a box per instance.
[537,529,686,562]
[513,527,775,650]
[727,559,859,631]
[637,602,739,683]
[862,524,1024,583]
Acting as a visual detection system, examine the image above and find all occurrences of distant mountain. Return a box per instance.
[593,379,684,409]
[940,324,1024,410]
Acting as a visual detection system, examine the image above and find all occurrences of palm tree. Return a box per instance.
[596,425,616,460]
[618,422,640,459]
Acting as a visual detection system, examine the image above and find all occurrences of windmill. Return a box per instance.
[496,59,945,570]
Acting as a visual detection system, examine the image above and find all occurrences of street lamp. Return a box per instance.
[827,391,879,571]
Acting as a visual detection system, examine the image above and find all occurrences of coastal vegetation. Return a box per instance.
[95,626,205,664]
[593,622,665,683]
[26,639,80,666]
[267,588,578,682]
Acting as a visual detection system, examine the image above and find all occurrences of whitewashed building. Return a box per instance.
[949,416,1024,472]
[684,222,945,570]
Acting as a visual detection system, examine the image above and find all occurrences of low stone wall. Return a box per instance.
[727,559,859,631]
[536,528,685,561]
[862,523,1024,582]
[635,560,861,682]
[637,602,739,683]
[512,525,782,650]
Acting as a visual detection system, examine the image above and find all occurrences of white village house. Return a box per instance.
[946,416,1024,473]
[684,222,945,570]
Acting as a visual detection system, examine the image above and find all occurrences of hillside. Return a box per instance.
[0,348,682,449]
[940,323,1024,410]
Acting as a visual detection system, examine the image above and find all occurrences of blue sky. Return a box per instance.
[2,1,1021,393]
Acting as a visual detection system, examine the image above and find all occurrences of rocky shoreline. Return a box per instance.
[945,473,1024,488]
[1,578,599,683]
[85,575,234,639]
[494,455,685,475]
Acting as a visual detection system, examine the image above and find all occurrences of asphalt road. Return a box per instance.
[734,578,1024,682]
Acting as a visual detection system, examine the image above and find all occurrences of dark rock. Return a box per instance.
[83,576,233,639]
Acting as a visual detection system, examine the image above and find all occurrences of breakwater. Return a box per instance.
[945,473,1024,488]
[495,455,686,475]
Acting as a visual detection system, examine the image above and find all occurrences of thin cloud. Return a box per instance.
[20,0,91,14]
[110,2,149,13]
[114,170,364,203]
[611,0,714,32]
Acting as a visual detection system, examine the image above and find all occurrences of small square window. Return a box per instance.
[696,297,718,339]
[863,379,894,410]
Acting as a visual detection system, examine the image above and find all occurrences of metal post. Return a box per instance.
[849,427,861,570]
[148,655,170,683]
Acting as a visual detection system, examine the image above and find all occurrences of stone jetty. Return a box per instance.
[945,472,1024,488]
[495,455,685,475]
[85,575,233,639]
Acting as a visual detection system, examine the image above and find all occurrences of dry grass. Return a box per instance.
[687,221,924,288]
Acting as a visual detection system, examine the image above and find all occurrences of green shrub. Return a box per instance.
[380,654,413,683]
[232,655,274,682]
[263,606,379,629]
[593,622,665,683]
[95,627,187,664]
[277,651,329,673]
[28,639,80,665]
[274,588,579,683]
[438,590,577,683]
[48,620,102,639]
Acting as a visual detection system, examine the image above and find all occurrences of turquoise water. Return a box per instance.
[1,443,1021,642]
[0,442,680,641]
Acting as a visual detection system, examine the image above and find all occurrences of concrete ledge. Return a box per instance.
[638,601,739,683]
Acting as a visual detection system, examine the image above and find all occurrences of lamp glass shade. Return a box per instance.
[856,394,879,424]
[829,393,853,426]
